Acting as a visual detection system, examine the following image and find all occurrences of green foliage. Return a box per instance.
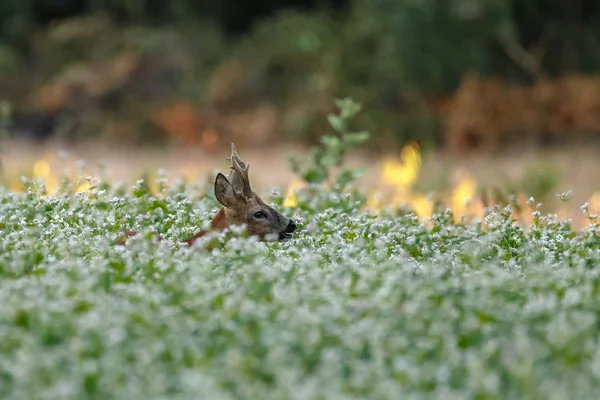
[0,101,10,142]
[3,1,600,146]
[520,163,560,204]
[289,98,370,188]
[343,0,508,93]
[491,163,561,213]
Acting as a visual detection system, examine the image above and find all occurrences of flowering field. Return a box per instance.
[2,165,600,398]
[3,100,600,398]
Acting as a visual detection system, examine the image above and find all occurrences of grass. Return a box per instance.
[1,172,600,399]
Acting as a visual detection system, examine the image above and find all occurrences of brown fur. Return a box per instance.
[117,144,297,247]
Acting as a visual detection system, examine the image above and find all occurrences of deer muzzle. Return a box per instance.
[279,219,297,241]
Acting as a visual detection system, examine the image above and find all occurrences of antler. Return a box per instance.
[227,143,252,198]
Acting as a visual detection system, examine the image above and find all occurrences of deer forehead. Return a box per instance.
[247,194,267,207]
[248,196,285,216]
[226,195,266,215]
[246,197,271,213]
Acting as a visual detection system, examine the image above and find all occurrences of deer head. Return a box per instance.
[213,143,297,241]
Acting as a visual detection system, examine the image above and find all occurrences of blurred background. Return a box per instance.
[1,0,600,226]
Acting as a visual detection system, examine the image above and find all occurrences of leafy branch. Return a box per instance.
[289,98,370,189]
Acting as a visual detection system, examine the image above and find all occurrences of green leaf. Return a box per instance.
[327,114,345,133]
[344,131,370,146]
[303,167,328,184]
[336,167,364,189]
[335,98,362,119]
[320,135,342,148]
[321,154,340,167]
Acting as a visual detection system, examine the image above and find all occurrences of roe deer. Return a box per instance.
[117,143,297,246]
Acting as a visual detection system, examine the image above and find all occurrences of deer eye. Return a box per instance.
[253,211,267,219]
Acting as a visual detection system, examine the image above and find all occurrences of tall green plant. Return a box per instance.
[289,98,370,189]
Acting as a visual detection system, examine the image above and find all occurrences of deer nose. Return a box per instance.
[285,220,297,233]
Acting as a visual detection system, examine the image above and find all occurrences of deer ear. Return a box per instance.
[214,173,238,207]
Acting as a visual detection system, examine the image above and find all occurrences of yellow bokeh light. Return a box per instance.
[76,178,93,193]
[33,160,50,178]
[44,176,59,196]
[382,141,421,190]
[379,141,425,214]
[412,194,433,220]
[366,190,383,211]
[400,142,421,169]
[452,175,477,219]
[283,179,305,208]
[148,179,160,194]
[383,159,417,188]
